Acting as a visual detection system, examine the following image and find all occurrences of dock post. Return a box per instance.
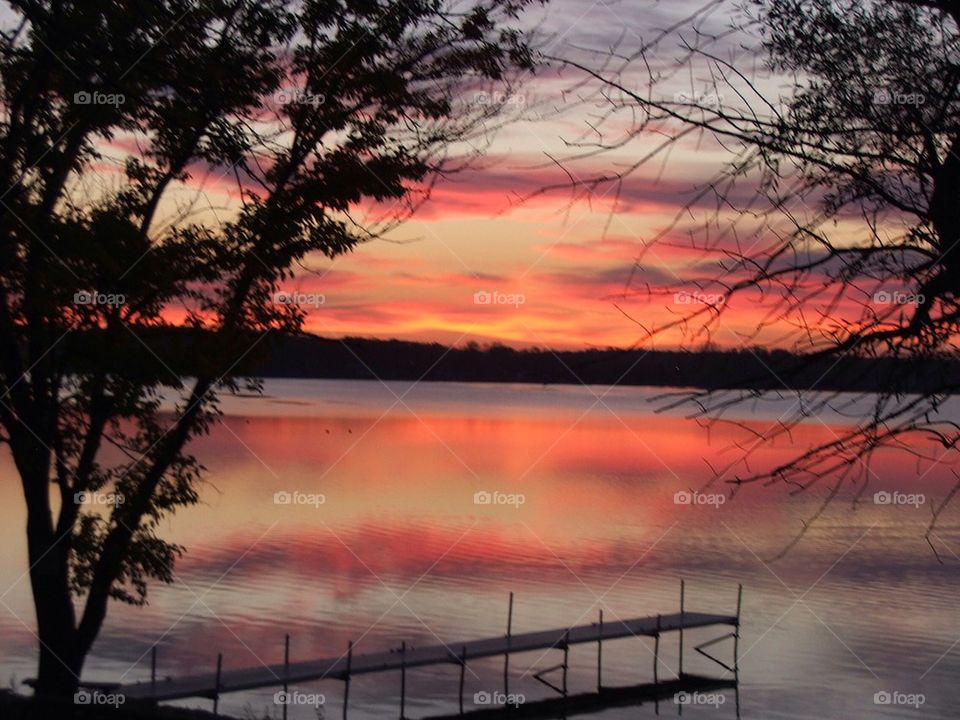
[504,591,513,698]
[282,634,290,720]
[735,585,743,720]
[150,646,157,700]
[344,640,353,720]
[562,629,570,699]
[213,652,222,716]
[734,583,743,672]
[597,608,603,693]
[679,579,685,677]
[458,645,467,716]
[654,614,661,717]
[400,641,407,720]
[654,614,661,685]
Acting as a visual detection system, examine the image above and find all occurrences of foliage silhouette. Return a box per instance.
[0,0,540,699]
[549,0,960,512]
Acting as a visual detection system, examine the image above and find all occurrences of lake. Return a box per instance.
[1,379,959,718]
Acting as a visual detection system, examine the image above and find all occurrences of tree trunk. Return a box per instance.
[24,485,82,699]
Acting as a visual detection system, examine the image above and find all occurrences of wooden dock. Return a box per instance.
[121,610,736,701]
[106,581,743,719]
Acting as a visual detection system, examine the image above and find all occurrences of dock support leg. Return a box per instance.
[735,584,743,720]
[400,641,407,720]
[654,614,661,685]
[562,630,569,698]
[283,634,290,720]
[344,640,353,720]
[679,579,685,678]
[734,584,742,672]
[213,652,222,716]
[597,608,603,693]
[654,614,662,717]
[459,645,467,716]
[504,591,513,699]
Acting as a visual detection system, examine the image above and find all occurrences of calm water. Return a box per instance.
[2,379,960,718]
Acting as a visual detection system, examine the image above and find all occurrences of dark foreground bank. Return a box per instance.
[0,692,236,720]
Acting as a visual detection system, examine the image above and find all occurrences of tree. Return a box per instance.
[550,0,960,525]
[0,0,540,699]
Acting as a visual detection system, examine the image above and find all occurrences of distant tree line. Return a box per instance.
[66,329,960,394]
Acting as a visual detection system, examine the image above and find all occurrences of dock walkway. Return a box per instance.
[122,610,737,701]
[104,581,744,719]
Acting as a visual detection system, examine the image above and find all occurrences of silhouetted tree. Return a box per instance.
[0,0,540,699]
[550,1,960,524]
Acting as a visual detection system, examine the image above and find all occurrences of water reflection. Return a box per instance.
[1,380,958,718]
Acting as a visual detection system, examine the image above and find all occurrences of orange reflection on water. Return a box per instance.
[168,399,953,573]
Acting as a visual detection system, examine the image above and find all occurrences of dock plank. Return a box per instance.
[121,611,736,701]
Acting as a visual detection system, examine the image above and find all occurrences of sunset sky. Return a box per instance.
[307,1,746,350]
[152,0,847,351]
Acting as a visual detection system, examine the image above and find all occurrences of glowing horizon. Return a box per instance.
[128,1,861,353]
